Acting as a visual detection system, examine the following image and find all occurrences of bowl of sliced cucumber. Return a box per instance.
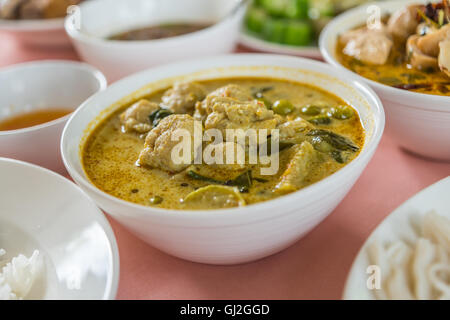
[240,0,375,58]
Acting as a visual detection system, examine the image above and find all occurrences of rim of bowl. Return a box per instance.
[319,0,450,113]
[64,0,247,47]
[0,157,120,300]
[0,17,64,31]
[61,53,385,224]
[0,60,107,136]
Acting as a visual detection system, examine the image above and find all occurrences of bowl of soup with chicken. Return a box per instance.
[320,0,450,161]
[61,54,384,264]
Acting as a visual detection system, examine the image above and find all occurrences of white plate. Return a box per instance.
[343,176,450,300]
[0,158,119,299]
[239,31,321,59]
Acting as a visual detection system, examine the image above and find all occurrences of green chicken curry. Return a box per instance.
[82,78,365,210]
[336,1,450,96]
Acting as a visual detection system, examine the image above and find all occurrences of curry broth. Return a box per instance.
[0,108,72,131]
[82,78,365,210]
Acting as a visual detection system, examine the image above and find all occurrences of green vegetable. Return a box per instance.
[246,6,267,33]
[227,171,252,193]
[307,129,359,163]
[307,129,359,152]
[263,17,287,43]
[149,195,163,205]
[378,77,403,86]
[308,115,332,125]
[257,97,272,109]
[284,20,312,46]
[251,86,274,98]
[187,170,254,193]
[331,150,344,164]
[272,99,294,115]
[300,105,322,116]
[252,86,273,108]
[290,0,309,19]
[310,136,333,153]
[261,0,289,17]
[149,108,173,127]
[187,170,224,185]
[328,105,354,120]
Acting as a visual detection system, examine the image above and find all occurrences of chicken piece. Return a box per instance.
[416,22,437,37]
[387,5,421,42]
[407,35,439,72]
[340,26,393,65]
[417,24,450,57]
[438,40,450,77]
[0,0,25,19]
[274,141,318,194]
[203,98,279,141]
[278,117,315,145]
[119,99,159,134]
[160,81,206,115]
[206,84,253,102]
[138,114,200,173]
[194,84,253,121]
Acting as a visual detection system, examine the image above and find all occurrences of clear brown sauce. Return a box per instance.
[0,108,72,131]
[109,23,211,41]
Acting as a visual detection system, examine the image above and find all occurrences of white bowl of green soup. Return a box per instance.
[320,0,450,161]
[61,54,384,265]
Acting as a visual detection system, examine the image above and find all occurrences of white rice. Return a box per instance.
[0,249,43,300]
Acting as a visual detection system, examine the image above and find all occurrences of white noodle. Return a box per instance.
[367,211,450,300]
[428,264,450,299]
[412,238,436,300]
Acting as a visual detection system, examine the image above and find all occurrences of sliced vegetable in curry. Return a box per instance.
[82,78,365,210]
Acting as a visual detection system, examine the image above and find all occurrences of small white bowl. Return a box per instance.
[0,157,119,300]
[0,60,107,173]
[320,0,450,161]
[0,17,71,47]
[61,54,385,265]
[343,176,450,300]
[65,0,247,82]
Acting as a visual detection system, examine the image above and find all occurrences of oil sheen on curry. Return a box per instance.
[82,78,364,210]
[336,1,450,96]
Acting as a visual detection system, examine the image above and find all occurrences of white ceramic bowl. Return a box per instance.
[65,0,247,82]
[0,157,119,299]
[0,60,107,173]
[0,17,71,47]
[343,176,450,300]
[61,54,385,265]
[320,0,450,161]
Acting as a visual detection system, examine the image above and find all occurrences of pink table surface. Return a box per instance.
[1,33,449,300]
